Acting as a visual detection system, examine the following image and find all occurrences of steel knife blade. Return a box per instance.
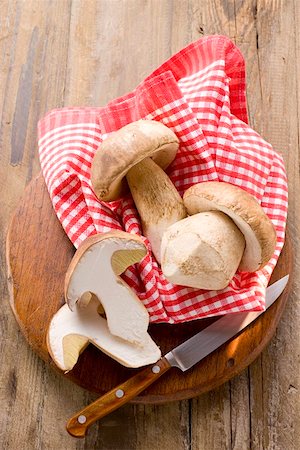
[165,274,289,371]
[67,274,289,438]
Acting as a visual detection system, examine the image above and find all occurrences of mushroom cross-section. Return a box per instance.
[65,231,150,345]
[161,182,277,290]
[91,120,187,263]
[47,298,161,372]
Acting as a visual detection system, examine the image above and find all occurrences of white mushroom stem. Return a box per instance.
[47,299,161,372]
[126,157,186,263]
[65,231,150,345]
[161,211,245,290]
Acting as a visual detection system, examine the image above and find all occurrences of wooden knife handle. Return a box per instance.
[66,357,171,438]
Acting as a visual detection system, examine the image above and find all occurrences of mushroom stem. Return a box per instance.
[126,157,187,263]
[161,211,245,290]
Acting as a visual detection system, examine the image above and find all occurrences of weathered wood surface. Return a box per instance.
[0,1,299,449]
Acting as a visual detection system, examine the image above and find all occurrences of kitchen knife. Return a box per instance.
[67,274,289,438]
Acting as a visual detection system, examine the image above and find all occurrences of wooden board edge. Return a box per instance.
[5,175,52,363]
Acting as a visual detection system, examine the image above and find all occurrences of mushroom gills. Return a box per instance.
[62,334,89,370]
[161,211,245,290]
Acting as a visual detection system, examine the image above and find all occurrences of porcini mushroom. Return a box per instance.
[91,120,187,263]
[161,211,245,290]
[161,182,277,290]
[65,231,151,345]
[184,182,277,272]
[47,297,161,371]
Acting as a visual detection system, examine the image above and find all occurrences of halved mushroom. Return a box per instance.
[65,231,150,345]
[47,297,161,372]
[91,120,187,263]
[161,182,277,290]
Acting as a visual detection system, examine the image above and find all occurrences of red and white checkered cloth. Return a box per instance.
[38,35,288,324]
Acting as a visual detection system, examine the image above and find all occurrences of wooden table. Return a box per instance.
[1,1,299,449]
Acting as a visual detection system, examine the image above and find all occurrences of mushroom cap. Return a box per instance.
[183,182,277,272]
[91,120,179,201]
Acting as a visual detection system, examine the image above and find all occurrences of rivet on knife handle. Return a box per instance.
[66,357,171,438]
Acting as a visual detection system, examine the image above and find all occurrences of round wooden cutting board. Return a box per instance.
[6,174,292,404]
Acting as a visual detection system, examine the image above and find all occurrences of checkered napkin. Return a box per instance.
[38,35,288,324]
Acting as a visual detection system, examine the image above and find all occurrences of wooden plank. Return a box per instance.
[65,0,196,107]
[191,384,231,449]
[134,402,190,450]
[247,1,300,449]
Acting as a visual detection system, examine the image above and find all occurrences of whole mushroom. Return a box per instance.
[161,182,277,290]
[91,120,187,263]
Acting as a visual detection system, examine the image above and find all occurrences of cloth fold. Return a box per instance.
[38,35,288,324]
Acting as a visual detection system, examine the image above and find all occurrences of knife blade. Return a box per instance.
[66,274,289,438]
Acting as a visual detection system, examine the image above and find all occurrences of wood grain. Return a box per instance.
[1,0,299,449]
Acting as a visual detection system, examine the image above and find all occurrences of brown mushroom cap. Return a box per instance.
[183,182,277,272]
[91,120,179,201]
